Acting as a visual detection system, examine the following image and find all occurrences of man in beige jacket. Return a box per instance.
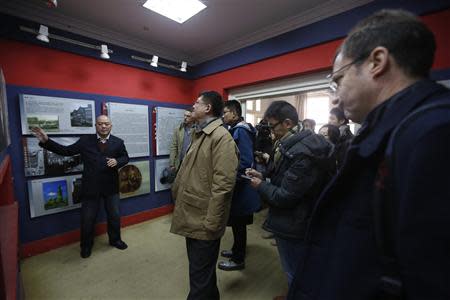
[169,109,194,172]
[170,91,239,300]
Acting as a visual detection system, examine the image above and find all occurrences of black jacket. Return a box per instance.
[258,130,334,240]
[40,134,129,197]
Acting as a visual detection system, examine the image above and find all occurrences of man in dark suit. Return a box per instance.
[32,115,129,258]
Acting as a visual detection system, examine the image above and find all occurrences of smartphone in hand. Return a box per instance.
[241,174,253,181]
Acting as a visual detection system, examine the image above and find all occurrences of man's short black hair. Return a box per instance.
[224,100,242,117]
[199,91,224,118]
[341,9,436,78]
[264,101,299,124]
[302,119,316,128]
[330,107,348,124]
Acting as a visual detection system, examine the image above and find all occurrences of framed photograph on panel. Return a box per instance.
[28,174,82,218]
[118,160,151,199]
[154,158,172,192]
[19,94,96,135]
[23,137,83,177]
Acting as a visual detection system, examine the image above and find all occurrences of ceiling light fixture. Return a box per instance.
[131,55,187,73]
[142,0,206,24]
[180,61,187,72]
[36,25,49,43]
[20,25,113,58]
[150,55,159,67]
[100,44,110,59]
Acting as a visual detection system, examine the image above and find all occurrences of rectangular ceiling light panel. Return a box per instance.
[143,0,206,24]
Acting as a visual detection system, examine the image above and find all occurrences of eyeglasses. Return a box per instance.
[267,120,282,130]
[327,55,368,94]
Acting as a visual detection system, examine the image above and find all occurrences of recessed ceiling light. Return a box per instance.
[143,0,206,24]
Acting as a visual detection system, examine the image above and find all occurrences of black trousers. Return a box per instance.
[186,237,221,300]
[231,223,247,263]
[80,193,121,249]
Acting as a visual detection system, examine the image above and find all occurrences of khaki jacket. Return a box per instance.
[169,123,186,171]
[170,118,239,240]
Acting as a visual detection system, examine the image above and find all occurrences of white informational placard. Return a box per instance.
[23,137,83,177]
[19,94,96,135]
[155,107,185,156]
[28,174,82,218]
[107,102,150,158]
[154,158,172,192]
[118,160,151,199]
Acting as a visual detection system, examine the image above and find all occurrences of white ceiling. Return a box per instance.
[1,0,372,65]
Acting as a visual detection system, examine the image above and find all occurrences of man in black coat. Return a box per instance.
[288,9,450,300]
[32,115,129,258]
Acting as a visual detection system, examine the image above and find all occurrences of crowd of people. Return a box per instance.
[31,8,450,300]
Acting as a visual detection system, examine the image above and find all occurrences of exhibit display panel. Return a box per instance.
[154,107,185,156]
[107,102,150,158]
[154,158,171,192]
[28,174,82,218]
[119,160,151,199]
[19,94,96,135]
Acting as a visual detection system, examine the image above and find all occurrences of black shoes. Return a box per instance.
[109,240,128,250]
[80,240,127,258]
[80,247,91,258]
[219,250,246,270]
[218,260,245,271]
[220,250,233,258]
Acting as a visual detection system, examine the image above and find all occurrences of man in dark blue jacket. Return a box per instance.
[32,115,129,258]
[246,101,334,295]
[218,100,261,271]
[288,9,450,300]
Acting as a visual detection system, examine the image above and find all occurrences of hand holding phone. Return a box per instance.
[241,174,253,181]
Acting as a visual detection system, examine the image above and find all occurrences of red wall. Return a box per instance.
[0,39,193,104]
[192,9,450,98]
[2,9,449,106]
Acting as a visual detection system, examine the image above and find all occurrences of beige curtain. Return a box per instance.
[295,93,307,121]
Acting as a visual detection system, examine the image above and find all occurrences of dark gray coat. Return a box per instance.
[258,130,334,240]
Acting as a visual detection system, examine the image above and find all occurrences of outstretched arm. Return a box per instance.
[31,127,48,143]
[32,126,81,156]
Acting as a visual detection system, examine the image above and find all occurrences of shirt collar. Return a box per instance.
[195,117,218,133]
[97,134,110,142]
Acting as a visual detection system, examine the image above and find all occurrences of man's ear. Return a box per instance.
[284,118,294,129]
[204,103,212,114]
[368,46,389,78]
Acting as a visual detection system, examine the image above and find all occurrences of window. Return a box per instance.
[255,100,261,112]
[304,91,331,132]
[228,71,357,134]
[247,100,253,110]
